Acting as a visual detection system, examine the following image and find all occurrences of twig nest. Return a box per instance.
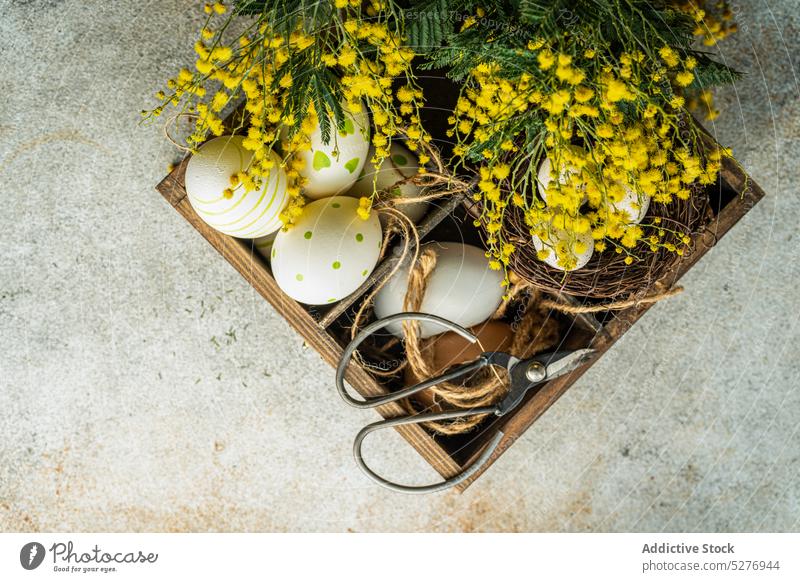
[271,197,382,305]
[374,242,504,338]
[296,108,370,200]
[532,225,594,271]
[185,135,288,238]
[348,142,428,225]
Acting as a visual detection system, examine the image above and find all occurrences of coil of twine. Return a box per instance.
[399,248,560,435]
[348,131,473,337]
[345,133,474,378]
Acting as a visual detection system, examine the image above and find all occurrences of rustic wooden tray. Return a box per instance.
[155,140,764,491]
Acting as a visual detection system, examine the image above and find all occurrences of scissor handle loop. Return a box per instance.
[336,312,506,493]
[335,312,479,410]
[354,408,503,494]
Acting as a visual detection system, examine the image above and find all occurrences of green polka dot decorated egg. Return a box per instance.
[271,197,382,305]
[297,107,370,200]
[348,142,428,225]
[185,135,288,238]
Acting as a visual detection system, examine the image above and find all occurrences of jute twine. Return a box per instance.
[349,132,472,337]
[539,284,684,314]
[163,112,199,152]
[399,248,561,435]
[347,137,473,379]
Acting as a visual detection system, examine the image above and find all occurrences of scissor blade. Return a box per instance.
[542,348,595,380]
[493,348,595,417]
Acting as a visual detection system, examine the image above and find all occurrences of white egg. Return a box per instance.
[348,143,428,225]
[185,135,289,238]
[373,242,505,339]
[271,197,382,305]
[296,108,371,200]
[531,226,594,271]
[610,183,650,224]
[253,231,278,263]
[536,155,584,203]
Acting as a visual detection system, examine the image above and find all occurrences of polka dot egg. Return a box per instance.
[271,197,382,305]
[185,135,288,238]
[296,107,371,200]
[348,142,428,226]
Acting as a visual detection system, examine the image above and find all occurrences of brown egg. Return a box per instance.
[404,321,514,412]
[430,321,514,373]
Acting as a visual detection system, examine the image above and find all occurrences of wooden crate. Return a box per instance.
[155,150,763,492]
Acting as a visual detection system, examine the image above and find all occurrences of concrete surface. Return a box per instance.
[0,0,798,532]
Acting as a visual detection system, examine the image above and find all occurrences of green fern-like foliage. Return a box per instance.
[404,0,450,50]
[418,0,734,81]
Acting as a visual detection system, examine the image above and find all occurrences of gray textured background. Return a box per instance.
[1,0,798,532]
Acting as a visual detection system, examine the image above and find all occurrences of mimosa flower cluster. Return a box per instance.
[144,0,427,225]
[144,0,738,284]
[437,2,736,280]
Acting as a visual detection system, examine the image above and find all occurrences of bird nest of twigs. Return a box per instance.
[498,184,712,300]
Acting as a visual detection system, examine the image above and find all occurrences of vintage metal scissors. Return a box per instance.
[336,312,595,494]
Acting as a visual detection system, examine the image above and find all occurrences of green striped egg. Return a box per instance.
[185,135,288,238]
